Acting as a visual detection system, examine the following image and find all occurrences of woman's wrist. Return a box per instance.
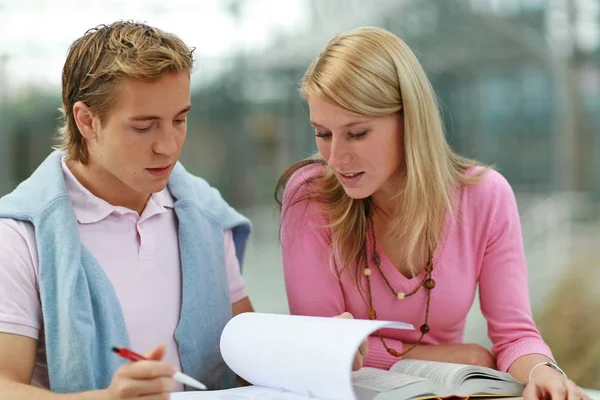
[528,361,567,382]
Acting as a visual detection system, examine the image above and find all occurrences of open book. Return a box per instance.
[171,313,524,400]
[353,360,524,399]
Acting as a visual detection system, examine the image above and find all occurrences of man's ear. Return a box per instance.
[73,101,99,140]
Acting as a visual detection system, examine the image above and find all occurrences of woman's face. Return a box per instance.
[308,96,405,203]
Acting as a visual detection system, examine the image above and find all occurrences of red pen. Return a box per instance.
[112,346,207,390]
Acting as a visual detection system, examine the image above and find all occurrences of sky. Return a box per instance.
[0,0,309,94]
[0,0,598,96]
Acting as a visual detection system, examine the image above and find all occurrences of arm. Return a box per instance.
[0,220,176,399]
[399,342,496,369]
[223,229,254,318]
[512,354,589,400]
[280,173,346,318]
[509,354,561,381]
[232,296,254,387]
[232,297,253,317]
[0,333,107,399]
[0,220,105,399]
[477,174,554,378]
[223,229,253,387]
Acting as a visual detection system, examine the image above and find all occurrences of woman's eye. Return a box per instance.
[350,130,368,139]
[315,131,332,139]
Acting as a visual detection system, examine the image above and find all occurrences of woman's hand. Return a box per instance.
[334,312,369,370]
[523,366,592,400]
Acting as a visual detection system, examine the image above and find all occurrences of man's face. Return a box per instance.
[87,71,191,197]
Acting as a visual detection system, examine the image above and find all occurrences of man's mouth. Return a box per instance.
[147,164,172,177]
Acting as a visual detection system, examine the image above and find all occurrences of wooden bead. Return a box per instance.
[420,324,430,334]
[363,268,372,276]
[387,348,401,357]
[368,309,377,320]
[424,278,436,290]
[396,292,405,300]
[373,252,381,266]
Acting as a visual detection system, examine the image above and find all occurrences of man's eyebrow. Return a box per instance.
[129,105,192,121]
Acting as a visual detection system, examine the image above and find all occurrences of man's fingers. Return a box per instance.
[144,344,167,361]
[111,375,175,398]
[132,376,176,397]
[118,360,176,380]
[137,395,171,400]
[127,390,173,400]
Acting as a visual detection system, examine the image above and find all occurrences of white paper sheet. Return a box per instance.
[219,313,413,400]
[172,386,310,399]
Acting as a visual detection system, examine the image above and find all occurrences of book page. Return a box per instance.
[352,367,428,392]
[352,368,446,400]
[389,359,468,388]
[219,313,414,400]
[390,360,524,396]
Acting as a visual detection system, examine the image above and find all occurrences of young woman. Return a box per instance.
[276,26,588,399]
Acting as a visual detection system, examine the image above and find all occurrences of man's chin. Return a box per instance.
[149,181,169,194]
[136,179,170,196]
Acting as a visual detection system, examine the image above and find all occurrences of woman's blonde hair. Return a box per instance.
[54,20,195,164]
[276,26,486,287]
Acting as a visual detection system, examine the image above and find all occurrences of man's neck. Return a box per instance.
[68,160,149,215]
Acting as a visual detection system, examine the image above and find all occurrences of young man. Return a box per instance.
[0,21,253,399]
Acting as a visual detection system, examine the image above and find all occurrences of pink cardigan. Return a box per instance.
[280,164,554,372]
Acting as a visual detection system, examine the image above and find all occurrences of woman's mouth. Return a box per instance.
[337,171,364,186]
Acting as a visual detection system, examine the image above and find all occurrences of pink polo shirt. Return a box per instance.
[0,158,248,392]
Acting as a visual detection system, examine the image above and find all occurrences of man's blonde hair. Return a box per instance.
[55,20,195,163]
[277,26,486,286]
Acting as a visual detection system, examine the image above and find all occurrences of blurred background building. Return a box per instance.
[1,0,599,389]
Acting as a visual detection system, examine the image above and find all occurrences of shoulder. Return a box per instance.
[280,163,330,245]
[461,166,515,210]
[456,166,520,236]
[168,163,250,230]
[0,218,38,275]
[170,163,223,205]
[0,218,36,245]
[283,162,326,205]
